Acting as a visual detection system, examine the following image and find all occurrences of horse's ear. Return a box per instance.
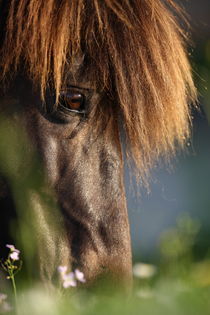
[0,0,197,184]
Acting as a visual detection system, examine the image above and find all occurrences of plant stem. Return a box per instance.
[11,274,17,307]
[7,259,18,313]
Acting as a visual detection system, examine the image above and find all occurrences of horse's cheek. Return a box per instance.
[25,109,132,285]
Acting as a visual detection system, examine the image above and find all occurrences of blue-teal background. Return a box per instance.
[127,0,210,262]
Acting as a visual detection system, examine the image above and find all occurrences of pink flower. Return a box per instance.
[6,244,20,260]
[9,251,20,261]
[6,244,20,254]
[6,245,15,251]
[75,269,86,283]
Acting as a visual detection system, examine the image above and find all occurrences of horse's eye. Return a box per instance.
[59,91,85,114]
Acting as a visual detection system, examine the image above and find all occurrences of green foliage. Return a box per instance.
[159,214,200,277]
[0,213,210,314]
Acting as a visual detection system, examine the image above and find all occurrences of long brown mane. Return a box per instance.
[0,0,197,182]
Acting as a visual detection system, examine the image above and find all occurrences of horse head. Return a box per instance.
[0,0,196,288]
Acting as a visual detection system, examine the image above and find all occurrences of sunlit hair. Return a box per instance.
[0,0,197,182]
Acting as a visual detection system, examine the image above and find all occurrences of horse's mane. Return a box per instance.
[0,0,197,182]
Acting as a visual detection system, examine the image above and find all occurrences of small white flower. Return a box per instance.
[63,272,77,288]
[6,244,20,254]
[1,301,13,312]
[133,263,157,279]
[6,243,20,261]
[0,293,7,303]
[57,266,86,288]
[9,251,20,261]
[57,265,68,276]
[0,294,12,313]
[75,269,86,283]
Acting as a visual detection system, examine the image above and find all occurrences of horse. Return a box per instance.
[0,0,196,289]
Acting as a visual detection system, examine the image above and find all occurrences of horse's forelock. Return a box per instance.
[0,0,197,182]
